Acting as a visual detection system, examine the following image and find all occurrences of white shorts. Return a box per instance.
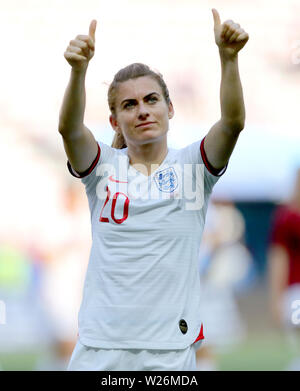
[67,339,202,371]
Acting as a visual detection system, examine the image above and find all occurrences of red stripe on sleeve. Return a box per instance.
[67,142,101,178]
[200,137,227,177]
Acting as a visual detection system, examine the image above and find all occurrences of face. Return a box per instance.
[109,76,174,147]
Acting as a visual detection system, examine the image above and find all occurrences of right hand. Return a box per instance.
[64,20,97,72]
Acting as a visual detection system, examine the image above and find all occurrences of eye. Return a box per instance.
[123,101,135,109]
[148,96,158,103]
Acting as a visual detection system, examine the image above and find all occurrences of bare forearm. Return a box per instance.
[219,52,245,130]
[58,68,87,137]
[204,9,248,169]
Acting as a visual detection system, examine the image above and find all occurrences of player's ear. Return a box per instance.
[109,114,122,133]
[168,101,174,119]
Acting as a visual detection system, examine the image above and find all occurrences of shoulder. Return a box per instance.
[173,140,201,163]
[175,139,226,177]
[96,142,128,164]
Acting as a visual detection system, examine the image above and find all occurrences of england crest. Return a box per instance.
[154,167,178,193]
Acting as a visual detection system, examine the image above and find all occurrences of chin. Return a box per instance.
[140,131,167,143]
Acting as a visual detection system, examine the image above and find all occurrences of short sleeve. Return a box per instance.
[180,137,227,194]
[67,143,101,179]
[67,141,116,191]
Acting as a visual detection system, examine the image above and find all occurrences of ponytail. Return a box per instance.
[111,132,127,149]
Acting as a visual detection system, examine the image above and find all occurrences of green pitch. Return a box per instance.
[0,333,297,371]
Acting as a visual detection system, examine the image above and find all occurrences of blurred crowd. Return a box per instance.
[0,152,92,369]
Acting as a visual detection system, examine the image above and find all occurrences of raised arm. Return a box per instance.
[59,20,98,174]
[204,9,249,171]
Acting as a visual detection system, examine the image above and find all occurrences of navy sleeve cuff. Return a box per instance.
[200,137,227,177]
[67,143,101,178]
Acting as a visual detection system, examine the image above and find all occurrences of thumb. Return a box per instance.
[89,19,97,42]
[212,8,221,29]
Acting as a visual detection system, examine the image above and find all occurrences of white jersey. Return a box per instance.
[67,138,226,350]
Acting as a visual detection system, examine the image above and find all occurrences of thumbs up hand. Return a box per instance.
[64,20,97,72]
[212,9,248,59]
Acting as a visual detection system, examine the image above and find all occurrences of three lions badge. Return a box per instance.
[154,167,178,193]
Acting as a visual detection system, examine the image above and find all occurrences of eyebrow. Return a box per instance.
[121,92,160,106]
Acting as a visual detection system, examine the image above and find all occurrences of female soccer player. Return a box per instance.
[59,9,249,370]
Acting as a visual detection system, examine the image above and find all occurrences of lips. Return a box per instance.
[135,122,156,128]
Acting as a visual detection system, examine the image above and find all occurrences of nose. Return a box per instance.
[137,102,150,120]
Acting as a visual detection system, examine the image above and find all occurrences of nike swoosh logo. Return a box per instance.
[108,175,128,184]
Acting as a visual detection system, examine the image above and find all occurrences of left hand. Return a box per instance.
[212,8,249,59]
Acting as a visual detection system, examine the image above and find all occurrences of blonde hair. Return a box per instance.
[109,63,171,149]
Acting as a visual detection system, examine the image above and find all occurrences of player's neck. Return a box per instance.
[127,139,168,176]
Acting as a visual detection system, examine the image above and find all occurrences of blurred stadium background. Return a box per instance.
[0,0,300,370]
